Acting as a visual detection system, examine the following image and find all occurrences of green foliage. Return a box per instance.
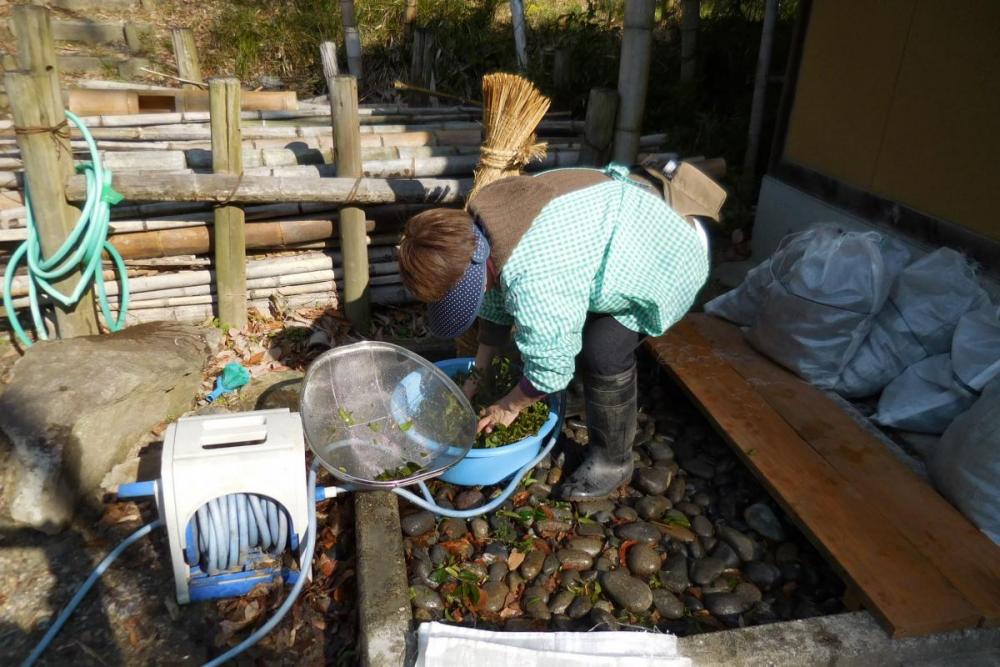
[431,562,484,605]
[459,355,550,449]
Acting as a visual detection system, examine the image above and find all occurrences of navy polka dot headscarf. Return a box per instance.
[428,223,491,339]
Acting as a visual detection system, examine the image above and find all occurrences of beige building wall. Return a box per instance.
[784,0,1000,241]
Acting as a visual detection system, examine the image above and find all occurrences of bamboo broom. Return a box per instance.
[469,73,552,200]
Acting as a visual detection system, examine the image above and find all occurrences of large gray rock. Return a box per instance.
[0,323,216,533]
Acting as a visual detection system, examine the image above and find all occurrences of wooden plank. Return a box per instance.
[210,77,247,328]
[687,313,1000,627]
[644,328,980,637]
[171,28,202,88]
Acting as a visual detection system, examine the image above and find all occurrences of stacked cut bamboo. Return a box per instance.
[0,86,677,328]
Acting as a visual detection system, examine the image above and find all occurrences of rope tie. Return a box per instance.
[213,171,245,208]
[14,119,71,156]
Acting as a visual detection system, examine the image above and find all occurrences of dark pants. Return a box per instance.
[579,313,644,377]
[478,312,643,379]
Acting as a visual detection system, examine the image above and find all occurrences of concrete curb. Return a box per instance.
[354,491,413,667]
[676,611,1000,666]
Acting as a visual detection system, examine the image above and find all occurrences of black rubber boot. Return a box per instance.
[560,365,637,501]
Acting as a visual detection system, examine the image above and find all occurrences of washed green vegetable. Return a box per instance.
[458,356,549,449]
[375,461,423,481]
[338,407,355,426]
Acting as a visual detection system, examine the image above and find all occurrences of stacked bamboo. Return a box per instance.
[0,86,679,328]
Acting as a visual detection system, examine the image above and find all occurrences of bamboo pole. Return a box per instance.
[510,0,528,71]
[331,74,370,332]
[210,77,247,327]
[680,0,699,83]
[742,0,779,190]
[320,41,340,80]
[613,0,656,164]
[340,1,363,82]
[171,28,203,89]
[8,6,98,338]
[581,87,618,166]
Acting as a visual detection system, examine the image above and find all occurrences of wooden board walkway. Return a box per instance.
[645,314,1000,638]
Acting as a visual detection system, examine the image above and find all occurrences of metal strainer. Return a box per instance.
[299,341,477,489]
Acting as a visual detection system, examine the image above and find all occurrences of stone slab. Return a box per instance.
[355,491,413,667]
[50,19,126,45]
[123,22,155,54]
[0,322,216,533]
[677,611,1000,667]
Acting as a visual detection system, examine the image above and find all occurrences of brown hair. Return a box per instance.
[398,208,476,302]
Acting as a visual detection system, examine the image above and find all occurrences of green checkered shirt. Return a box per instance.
[478,165,710,393]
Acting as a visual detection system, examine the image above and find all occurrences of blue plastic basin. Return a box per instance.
[433,358,559,486]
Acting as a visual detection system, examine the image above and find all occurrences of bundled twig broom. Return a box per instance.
[468,72,551,201]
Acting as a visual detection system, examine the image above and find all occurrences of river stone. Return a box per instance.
[569,536,604,557]
[505,618,535,631]
[660,553,691,594]
[687,539,706,559]
[691,556,725,585]
[594,557,612,572]
[633,466,672,495]
[566,594,593,619]
[704,592,752,617]
[557,549,594,571]
[666,477,687,504]
[684,457,716,480]
[506,571,524,592]
[775,542,799,562]
[411,585,444,612]
[439,518,468,540]
[412,559,436,589]
[734,582,763,605]
[520,549,545,581]
[401,511,436,536]
[701,536,718,552]
[483,542,509,561]
[616,521,661,544]
[455,489,485,511]
[647,438,675,462]
[543,554,561,575]
[744,503,786,541]
[717,525,755,562]
[0,322,217,532]
[682,592,704,612]
[537,519,573,534]
[692,515,714,538]
[712,541,741,569]
[430,544,449,566]
[524,586,551,620]
[627,543,661,577]
[744,561,781,590]
[600,570,653,612]
[780,560,804,582]
[577,499,616,516]
[590,608,619,630]
[576,522,605,537]
[471,517,490,541]
[559,569,582,589]
[549,590,575,615]
[652,589,686,620]
[677,501,702,517]
[481,581,509,613]
[489,562,509,582]
[614,506,639,522]
[635,495,671,520]
[693,491,713,508]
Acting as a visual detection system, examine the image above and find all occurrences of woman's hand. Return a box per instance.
[476,383,537,434]
[462,375,479,401]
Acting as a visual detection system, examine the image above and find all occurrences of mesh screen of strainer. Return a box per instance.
[300,341,477,488]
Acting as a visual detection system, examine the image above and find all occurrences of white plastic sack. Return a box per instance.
[743,225,909,389]
[836,248,988,397]
[874,304,1000,433]
[929,378,1000,546]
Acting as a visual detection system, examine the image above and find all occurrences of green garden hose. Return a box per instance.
[3,110,128,347]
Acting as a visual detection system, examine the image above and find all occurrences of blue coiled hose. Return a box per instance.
[192,493,289,575]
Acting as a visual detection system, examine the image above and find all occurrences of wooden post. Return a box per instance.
[509,0,528,71]
[171,28,202,88]
[581,87,619,166]
[680,0,699,82]
[409,28,435,106]
[613,0,656,164]
[403,0,418,40]
[320,41,340,80]
[9,5,98,340]
[340,0,363,82]
[742,0,779,191]
[330,76,370,332]
[209,78,247,328]
[7,72,99,339]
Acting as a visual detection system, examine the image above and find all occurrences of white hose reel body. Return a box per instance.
[159,409,310,604]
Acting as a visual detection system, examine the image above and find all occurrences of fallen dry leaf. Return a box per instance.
[506,549,525,570]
